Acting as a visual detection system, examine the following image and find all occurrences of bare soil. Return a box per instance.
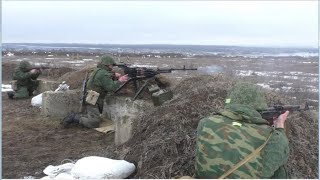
[1,94,115,179]
[1,55,318,179]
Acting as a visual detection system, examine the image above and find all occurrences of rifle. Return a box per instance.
[79,72,89,113]
[28,66,59,71]
[114,64,197,100]
[257,102,315,125]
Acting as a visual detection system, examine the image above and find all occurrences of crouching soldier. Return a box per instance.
[7,60,41,99]
[63,56,128,128]
[195,82,290,179]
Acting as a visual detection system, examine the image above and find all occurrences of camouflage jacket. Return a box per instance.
[195,104,289,179]
[13,68,39,86]
[86,64,120,105]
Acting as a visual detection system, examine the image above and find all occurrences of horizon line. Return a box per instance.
[2,42,317,49]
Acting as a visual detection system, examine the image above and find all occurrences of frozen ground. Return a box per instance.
[1,51,318,178]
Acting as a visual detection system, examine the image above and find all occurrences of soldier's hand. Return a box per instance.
[273,111,289,129]
[118,74,129,82]
[30,69,40,74]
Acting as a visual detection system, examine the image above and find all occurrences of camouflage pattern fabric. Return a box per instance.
[86,63,120,109]
[79,62,120,128]
[100,56,115,66]
[79,104,101,128]
[226,82,268,110]
[12,61,40,98]
[195,82,289,178]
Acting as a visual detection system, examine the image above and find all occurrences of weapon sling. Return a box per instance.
[218,130,274,179]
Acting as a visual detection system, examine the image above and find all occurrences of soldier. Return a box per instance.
[195,82,290,179]
[7,60,41,99]
[63,56,128,128]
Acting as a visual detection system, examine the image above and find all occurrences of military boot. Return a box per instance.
[7,91,15,99]
[63,113,80,127]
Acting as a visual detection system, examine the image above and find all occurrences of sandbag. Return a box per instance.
[31,93,43,107]
[43,163,75,178]
[71,156,135,179]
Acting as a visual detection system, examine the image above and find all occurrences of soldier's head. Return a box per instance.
[19,60,32,72]
[226,82,268,110]
[100,56,115,67]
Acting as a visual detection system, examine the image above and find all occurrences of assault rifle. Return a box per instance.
[257,102,315,125]
[114,64,197,100]
[79,72,89,113]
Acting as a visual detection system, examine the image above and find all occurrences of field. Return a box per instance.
[2,52,319,178]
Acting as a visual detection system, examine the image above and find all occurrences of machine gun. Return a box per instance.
[257,102,315,125]
[114,64,197,100]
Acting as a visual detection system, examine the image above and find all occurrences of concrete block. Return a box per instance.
[151,89,173,106]
[41,90,81,118]
[104,96,152,145]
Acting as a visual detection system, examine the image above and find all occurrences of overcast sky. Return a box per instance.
[2,1,318,47]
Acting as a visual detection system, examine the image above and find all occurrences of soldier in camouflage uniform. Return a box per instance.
[195,82,290,179]
[63,56,128,128]
[7,61,41,99]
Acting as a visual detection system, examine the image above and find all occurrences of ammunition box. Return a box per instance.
[151,89,173,106]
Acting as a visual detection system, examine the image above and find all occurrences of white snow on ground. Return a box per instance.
[33,62,50,66]
[256,83,272,90]
[256,83,319,93]
[82,59,93,61]
[61,60,85,64]
[236,70,319,82]
[2,84,13,92]
[131,64,158,68]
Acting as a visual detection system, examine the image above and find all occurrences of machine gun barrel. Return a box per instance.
[157,65,197,73]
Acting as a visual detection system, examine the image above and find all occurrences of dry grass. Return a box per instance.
[116,74,318,179]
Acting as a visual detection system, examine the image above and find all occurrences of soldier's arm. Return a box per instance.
[13,70,32,80]
[100,72,120,92]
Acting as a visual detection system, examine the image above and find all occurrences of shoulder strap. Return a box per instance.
[218,130,274,179]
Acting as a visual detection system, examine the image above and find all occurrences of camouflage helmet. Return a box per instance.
[226,82,268,110]
[100,56,115,66]
[19,60,32,72]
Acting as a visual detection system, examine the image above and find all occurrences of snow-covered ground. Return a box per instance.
[2,84,13,92]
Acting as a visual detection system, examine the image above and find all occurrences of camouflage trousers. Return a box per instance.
[79,104,102,128]
[14,80,39,99]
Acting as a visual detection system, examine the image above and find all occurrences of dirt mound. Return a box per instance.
[120,74,236,178]
[286,111,318,178]
[118,74,318,178]
[40,67,74,81]
[58,66,95,89]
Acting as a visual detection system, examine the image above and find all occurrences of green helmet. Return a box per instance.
[19,60,32,72]
[100,56,115,66]
[225,82,268,110]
